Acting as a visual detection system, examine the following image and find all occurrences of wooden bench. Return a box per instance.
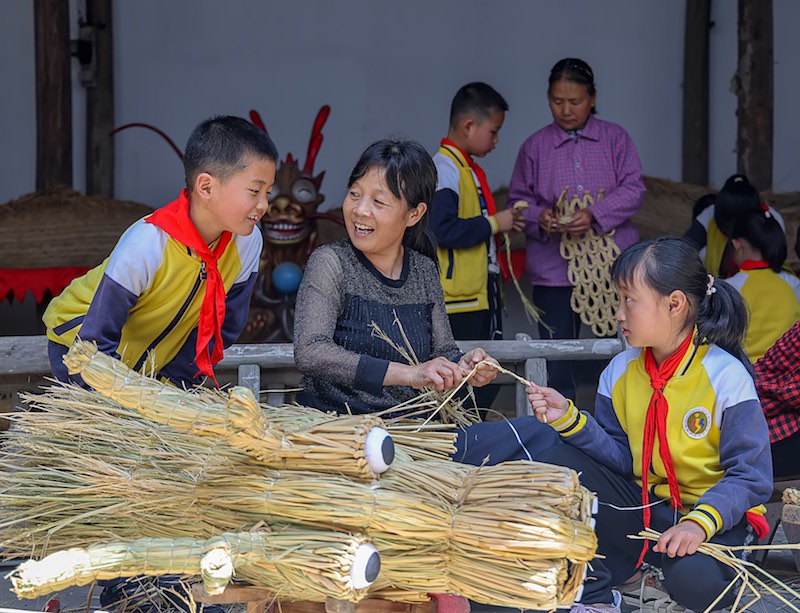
[0,334,625,419]
[190,584,437,613]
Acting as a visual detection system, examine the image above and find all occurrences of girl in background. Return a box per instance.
[684,174,785,278]
[727,206,800,362]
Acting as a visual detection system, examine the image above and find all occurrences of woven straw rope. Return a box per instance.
[556,189,620,337]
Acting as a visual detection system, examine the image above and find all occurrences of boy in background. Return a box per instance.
[430,82,524,412]
[44,115,277,389]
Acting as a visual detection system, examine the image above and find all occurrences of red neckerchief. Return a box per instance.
[637,332,695,566]
[146,190,232,386]
[738,259,770,271]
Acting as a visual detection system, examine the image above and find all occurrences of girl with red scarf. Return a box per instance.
[526,238,772,613]
[727,206,800,363]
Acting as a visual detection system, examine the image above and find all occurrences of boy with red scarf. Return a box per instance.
[526,238,771,613]
[430,82,524,410]
[44,115,277,389]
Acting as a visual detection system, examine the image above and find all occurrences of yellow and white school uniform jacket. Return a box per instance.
[551,342,772,538]
[431,144,499,314]
[727,267,800,363]
[43,216,262,385]
[692,204,785,277]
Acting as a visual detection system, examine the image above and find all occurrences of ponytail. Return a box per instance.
[730,207,787,272]
[697,276,752,373]
[612,237,752,372]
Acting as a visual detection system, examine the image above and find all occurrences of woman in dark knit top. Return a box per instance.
[294,139,499,414]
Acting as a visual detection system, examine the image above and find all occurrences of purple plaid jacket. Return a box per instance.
[507,115,646,286]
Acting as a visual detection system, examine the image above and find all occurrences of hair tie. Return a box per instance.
[760,202,772,218]
[706,274,717,297]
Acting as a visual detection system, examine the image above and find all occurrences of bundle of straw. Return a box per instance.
[64,341,394,479]
[9,529,379,603]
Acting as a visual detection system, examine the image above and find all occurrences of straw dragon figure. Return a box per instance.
[241,106,346,343]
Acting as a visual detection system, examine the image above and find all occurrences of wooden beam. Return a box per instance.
[0,336,624,380]
[34,0,72,189]
[682,0,711,185]
[736,0,773,190]
[84,0,115,196]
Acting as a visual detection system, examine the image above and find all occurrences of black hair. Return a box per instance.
[449,82,508,130]
[548,58,597,114]
[612,237,752,372]
[714,174,760,236]
[730,208,787,272]
[347,139,438,260]
[184,115,279,191]
[692,193,716,220]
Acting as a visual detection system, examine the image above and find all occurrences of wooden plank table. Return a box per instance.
[190,585,437,613]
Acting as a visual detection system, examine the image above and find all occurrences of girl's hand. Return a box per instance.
[458,348,499,387]
[563,208,594,235]
[410,356,463,391]
[525,383,570,423]
[653,521,706,558]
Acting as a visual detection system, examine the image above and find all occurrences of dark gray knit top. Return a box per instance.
[293,239,462,413]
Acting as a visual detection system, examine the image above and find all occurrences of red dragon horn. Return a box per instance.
[249,110,267,133]
[304,105,330,174]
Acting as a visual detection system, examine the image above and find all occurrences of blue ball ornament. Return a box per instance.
[271,262,303,295]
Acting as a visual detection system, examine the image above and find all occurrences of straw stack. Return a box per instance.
[0,354,598,610]
[64,341,394,480]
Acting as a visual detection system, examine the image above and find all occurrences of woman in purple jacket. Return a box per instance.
[508,57,646,399]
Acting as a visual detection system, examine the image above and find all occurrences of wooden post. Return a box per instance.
[736,0,773,190]
[34,0,73,189]
[682,0,711,186]
[84,0,115,196]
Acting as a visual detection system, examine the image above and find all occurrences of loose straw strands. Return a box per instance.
[370,317,481,427]
[64,341,388,480]
[9,529,376,603]
[501,231,553,335]
[632,529,800,613]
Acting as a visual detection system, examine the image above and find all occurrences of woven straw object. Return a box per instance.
[0,186,152,269]
[784,488,800,506]
[9,530,376,602]
[556,189,620,336]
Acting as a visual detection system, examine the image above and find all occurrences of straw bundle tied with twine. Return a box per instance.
[64,341,396,480]
[9,530,379,602]
[0,361,597,610]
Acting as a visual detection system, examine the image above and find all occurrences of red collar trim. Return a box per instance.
[739,260,770,271]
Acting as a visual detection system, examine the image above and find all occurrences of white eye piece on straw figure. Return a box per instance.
[364,427,395,474]
[350,543,381,589]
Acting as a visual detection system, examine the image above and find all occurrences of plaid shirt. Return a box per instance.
[507,115,645,286]
[755,320,800,443]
